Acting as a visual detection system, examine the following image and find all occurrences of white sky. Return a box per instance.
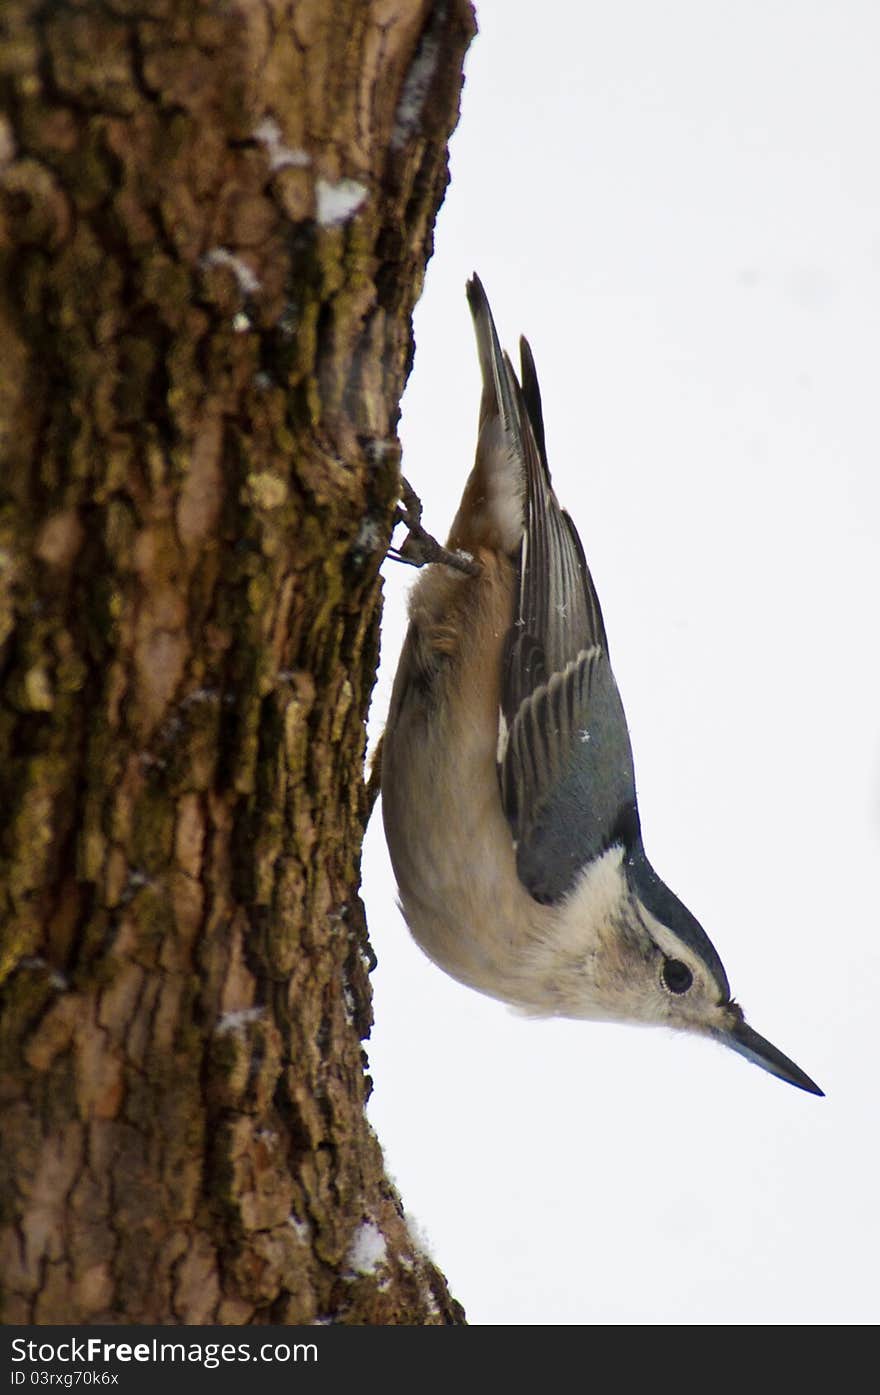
[362,0,880,1324]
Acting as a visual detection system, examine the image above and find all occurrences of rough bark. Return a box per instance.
[0,0,474,1325]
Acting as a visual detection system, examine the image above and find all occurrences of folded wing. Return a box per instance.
[467,275,638,905]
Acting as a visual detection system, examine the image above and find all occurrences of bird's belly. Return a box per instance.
[382,685,639,1022]
[381,695,547,1003]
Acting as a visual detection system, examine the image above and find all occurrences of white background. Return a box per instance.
[362,0,880,1324]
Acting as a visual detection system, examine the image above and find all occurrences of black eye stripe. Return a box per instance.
[662,958,693,994]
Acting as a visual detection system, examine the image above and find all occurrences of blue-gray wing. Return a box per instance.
[500,646,637,903]
[465,286,638,903]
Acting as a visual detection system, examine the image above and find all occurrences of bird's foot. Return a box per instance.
[388,478,480,575]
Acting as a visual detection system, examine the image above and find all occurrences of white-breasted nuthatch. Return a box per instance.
[382,274,822,1095]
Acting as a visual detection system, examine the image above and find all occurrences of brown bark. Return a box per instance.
[0,0,474,1324]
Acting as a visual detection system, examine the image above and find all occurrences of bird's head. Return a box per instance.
[539,840,823,1095]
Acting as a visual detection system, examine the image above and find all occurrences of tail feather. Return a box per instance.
[448,275,529,555]
[465,275,610,712]
[466,274,523,450]
[519,335,549,476]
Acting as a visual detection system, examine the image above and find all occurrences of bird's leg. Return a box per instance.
[388,477,481,576]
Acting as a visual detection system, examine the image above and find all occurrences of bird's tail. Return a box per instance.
[448,275,535,555]
[463,274,609,670]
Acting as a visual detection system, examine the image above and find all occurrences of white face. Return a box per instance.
[626,900,735,1036]
[513,846,735,1037]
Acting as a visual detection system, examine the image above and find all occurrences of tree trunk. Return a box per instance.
[0,0,474,1325]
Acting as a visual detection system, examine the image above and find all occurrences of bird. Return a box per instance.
[381,273,822,1096]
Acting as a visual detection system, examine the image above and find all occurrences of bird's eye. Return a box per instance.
[662,958,693,994]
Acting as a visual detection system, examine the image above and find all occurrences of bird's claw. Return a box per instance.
[388,477,480,575]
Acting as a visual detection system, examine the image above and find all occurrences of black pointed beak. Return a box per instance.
[720,1018,824,1096]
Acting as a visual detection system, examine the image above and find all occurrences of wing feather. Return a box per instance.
[467,277,638,904]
